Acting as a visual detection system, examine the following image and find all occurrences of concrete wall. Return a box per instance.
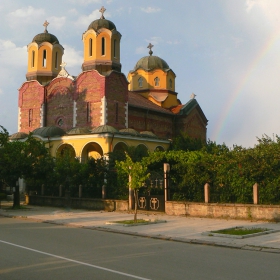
[28,195,128,212]
[166,201,280,221]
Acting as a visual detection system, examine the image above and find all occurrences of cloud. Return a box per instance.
[141,7,161,13]
[74,9,103,28]
[145,37,162,45]
[0,40,26,67]
[69,0,101,5]
[245,0,256,12]
[167,40,180,45]
[7,6,45,28]
[48,16,66,30]
[135,46,146,55]
[0,88,2,95]
[8,5,44,17]
[63,45,83,75]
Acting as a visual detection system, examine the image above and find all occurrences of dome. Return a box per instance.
[32,32,59,45]
[134,55,170,72]
[67,127,91,135]
[140,131,157,138]
[91,125,118,134]
[119,128,140,136]
[88,18,116,31]
[9,132,28,140]
[32,126,65,138]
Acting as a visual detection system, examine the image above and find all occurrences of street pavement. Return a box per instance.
[1,202,280,254]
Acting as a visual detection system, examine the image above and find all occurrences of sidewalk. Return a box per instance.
[1,202,280,254]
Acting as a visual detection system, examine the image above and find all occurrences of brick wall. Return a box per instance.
[128,107,174,138]
[18,81,44,133]
[175,108,207,140]
[105,72,128,129]
[76,71,105,129]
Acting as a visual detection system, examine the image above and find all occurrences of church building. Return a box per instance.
[13,6,208,160]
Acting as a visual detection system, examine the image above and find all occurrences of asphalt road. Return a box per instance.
[1,216,280,280]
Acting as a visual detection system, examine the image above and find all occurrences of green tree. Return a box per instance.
[116,154,150,222]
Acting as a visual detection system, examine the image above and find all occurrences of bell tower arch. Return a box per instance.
[82,6,122,74]
[26,21,64,85]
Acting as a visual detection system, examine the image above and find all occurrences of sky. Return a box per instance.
[0,0,280,148]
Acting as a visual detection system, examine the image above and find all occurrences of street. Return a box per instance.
[1,216,280,280]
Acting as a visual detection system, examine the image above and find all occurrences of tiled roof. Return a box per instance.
[128,92,174,115]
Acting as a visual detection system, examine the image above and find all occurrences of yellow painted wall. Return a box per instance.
[128,69,175,92]
[27,43,63,75]
[83,29,121,65]
[47,134,169,160]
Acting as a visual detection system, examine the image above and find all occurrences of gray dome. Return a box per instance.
[9,132,28,140]
[32,126,65,137]
[119,128,140,136]
[134,55,169,71]
[91,125,118,134]
[67,127,91,135]
[88,18,116,31]
[140,131,157,138]
[32,32,59,45]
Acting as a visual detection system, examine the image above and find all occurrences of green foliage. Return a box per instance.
[171,132,204,151]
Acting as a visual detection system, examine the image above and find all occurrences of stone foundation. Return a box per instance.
[165,201,280,221]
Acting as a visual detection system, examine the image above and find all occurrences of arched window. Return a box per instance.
[28,109,33,127]
[55,52,58,69]
[138,77,143,87]
[31,51,35,68]
[89,38,93,56]
[154,77,160,86]
[115,102,119,123]
[169,79,172,89]
[113,39,117,58]
[87,102,91,123]
[43,50,47,67]
[101,37,105,56]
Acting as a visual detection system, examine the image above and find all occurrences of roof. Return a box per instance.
[119,128,140,136]
[32,32,59,45]
[67,127,91,135]
[9,132,28,140]
[178,99,208,123]
[88,18,116,31]
[32,126,65,137]
[128,92,174,115]
[91,125,119,134]
[134,55,170,72]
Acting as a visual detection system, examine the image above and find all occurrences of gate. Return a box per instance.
[137,171,165,212]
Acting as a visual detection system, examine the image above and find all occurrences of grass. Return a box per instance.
[212,227,268,235]
[114,219,149,224]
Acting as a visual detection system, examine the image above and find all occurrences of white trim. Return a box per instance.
[18,107,21,131]
[100,96,107,125]
[40,103,45,127]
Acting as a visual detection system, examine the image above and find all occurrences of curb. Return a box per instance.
[1,211,280,254]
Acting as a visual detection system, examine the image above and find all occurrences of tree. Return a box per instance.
[0,126,53,207]
[116,153,150,222]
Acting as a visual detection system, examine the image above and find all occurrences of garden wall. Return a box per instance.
[27,195,128,212]
[166,201,280,221]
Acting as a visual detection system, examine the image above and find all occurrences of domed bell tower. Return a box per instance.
[82,6,122,74]
[26,21,64,85]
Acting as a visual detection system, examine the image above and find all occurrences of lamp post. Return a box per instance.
[163,163,170,202]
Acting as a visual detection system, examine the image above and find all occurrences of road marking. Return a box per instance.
[0,239,151,280]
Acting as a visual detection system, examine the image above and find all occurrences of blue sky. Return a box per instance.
[0,0,280,147]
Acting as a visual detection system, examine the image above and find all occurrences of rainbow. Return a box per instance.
[211,27,280,144]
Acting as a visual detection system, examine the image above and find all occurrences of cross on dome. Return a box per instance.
[60,61,67,70]
[147,43,154,56]
[43,20,49,33]
[99,6,106,19]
